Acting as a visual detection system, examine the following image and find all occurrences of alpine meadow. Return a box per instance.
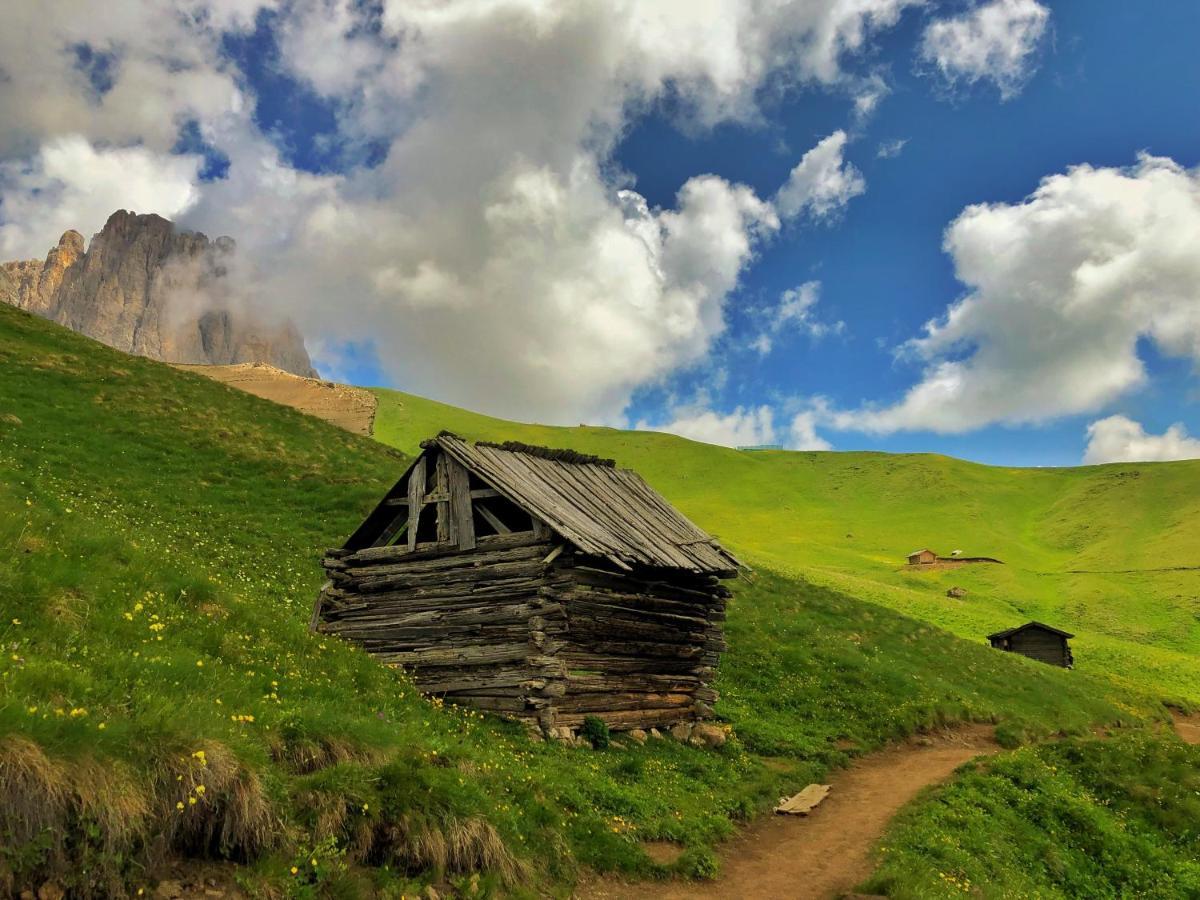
[1,300,1196,897]
[2,1,1200,898]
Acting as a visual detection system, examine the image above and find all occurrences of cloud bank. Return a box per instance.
[835,154,1200,435]
[0,137,203,259]
[0,0,909,425]
[1083,416,1200,465]
[641,404,832,451]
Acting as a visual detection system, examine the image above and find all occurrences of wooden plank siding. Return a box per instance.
[317,434,738,735]
[317,543,728,733]
[1007,631,1070,667]
[988,622,1073,668]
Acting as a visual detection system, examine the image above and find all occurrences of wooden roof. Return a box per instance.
[429,434,739,575]
[987,621,1074,641]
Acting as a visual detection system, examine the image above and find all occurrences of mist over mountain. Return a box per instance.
[1,209,316,377]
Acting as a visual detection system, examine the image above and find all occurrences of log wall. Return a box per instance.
[1005,631,1071,668]
[316,536,729,734]
[550,553,726,731]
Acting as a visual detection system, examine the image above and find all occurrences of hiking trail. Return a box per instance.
[578,724,998,900]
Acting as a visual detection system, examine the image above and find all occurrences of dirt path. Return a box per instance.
[579,725,998,900]
[175,362,377,435]
[1172,711,1200,745]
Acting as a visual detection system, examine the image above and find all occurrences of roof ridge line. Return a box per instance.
[434,432,616,468]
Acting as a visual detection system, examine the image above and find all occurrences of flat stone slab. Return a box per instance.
[774,783,831,816]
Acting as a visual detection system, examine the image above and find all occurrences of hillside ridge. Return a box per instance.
[139,362,1198,703]
[3,298,1173,896]
[364,385,1200,705]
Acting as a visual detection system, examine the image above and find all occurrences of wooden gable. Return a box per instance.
[344,441,547,555]
[343,433,738,576]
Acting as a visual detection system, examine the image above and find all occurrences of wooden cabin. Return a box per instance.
[987,622,1074,668]
[907,548,938,565]
[313,433,738,737]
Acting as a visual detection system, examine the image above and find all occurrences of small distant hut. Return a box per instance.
[313,433,738,736]
[907,548,938,566]
[987,622,1074,668]
[907,549,1003,567]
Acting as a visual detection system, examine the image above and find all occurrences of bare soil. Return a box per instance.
[1172,711,1200,745]
[641,841,686,866]
[176,363,376,435]
[578,724,998,900]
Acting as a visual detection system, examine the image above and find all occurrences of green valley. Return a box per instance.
[370,388,1200,706]
[0,302,1193,897]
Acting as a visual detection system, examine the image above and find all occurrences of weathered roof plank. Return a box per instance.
[363,434,740,575]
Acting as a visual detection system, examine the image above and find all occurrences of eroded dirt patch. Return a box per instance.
[1171,711,1200,745]
[641,841,686,866]
[176,363,376,435]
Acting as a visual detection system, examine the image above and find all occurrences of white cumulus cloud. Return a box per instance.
[0,0,922,425]
[788,410,833,450]
[834,154,1200,435]
[643,405,777,449]
[0,137,203,259]
[919,0,1050,100]
[642,400,832,450]
[776,130,866,221]
[1083,415,1200,465]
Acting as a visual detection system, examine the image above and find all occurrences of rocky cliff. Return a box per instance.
[1,210,317,377]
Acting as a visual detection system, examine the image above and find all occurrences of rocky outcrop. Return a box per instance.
[1,230,85,316]
[0,210,317,377]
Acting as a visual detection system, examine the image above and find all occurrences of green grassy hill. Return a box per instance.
[0,302,1182,896]
[371,389,1200,705]
[866,732,1200,898]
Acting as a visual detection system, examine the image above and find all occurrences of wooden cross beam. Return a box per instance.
[407,455,427,552]
[475,500,511,535]
[447,455,476,550]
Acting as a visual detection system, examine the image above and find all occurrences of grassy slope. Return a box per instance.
[865,732,1200,898]
[371,389,1200,706]
[0,304,1163,896]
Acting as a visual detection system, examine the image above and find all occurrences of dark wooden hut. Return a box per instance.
[987,621,1074,668]
[313,433,738,737]
[907,548,937,565]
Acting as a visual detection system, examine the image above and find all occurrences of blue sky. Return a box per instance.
[615,2,1200,465]
[2,1,1198,466]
